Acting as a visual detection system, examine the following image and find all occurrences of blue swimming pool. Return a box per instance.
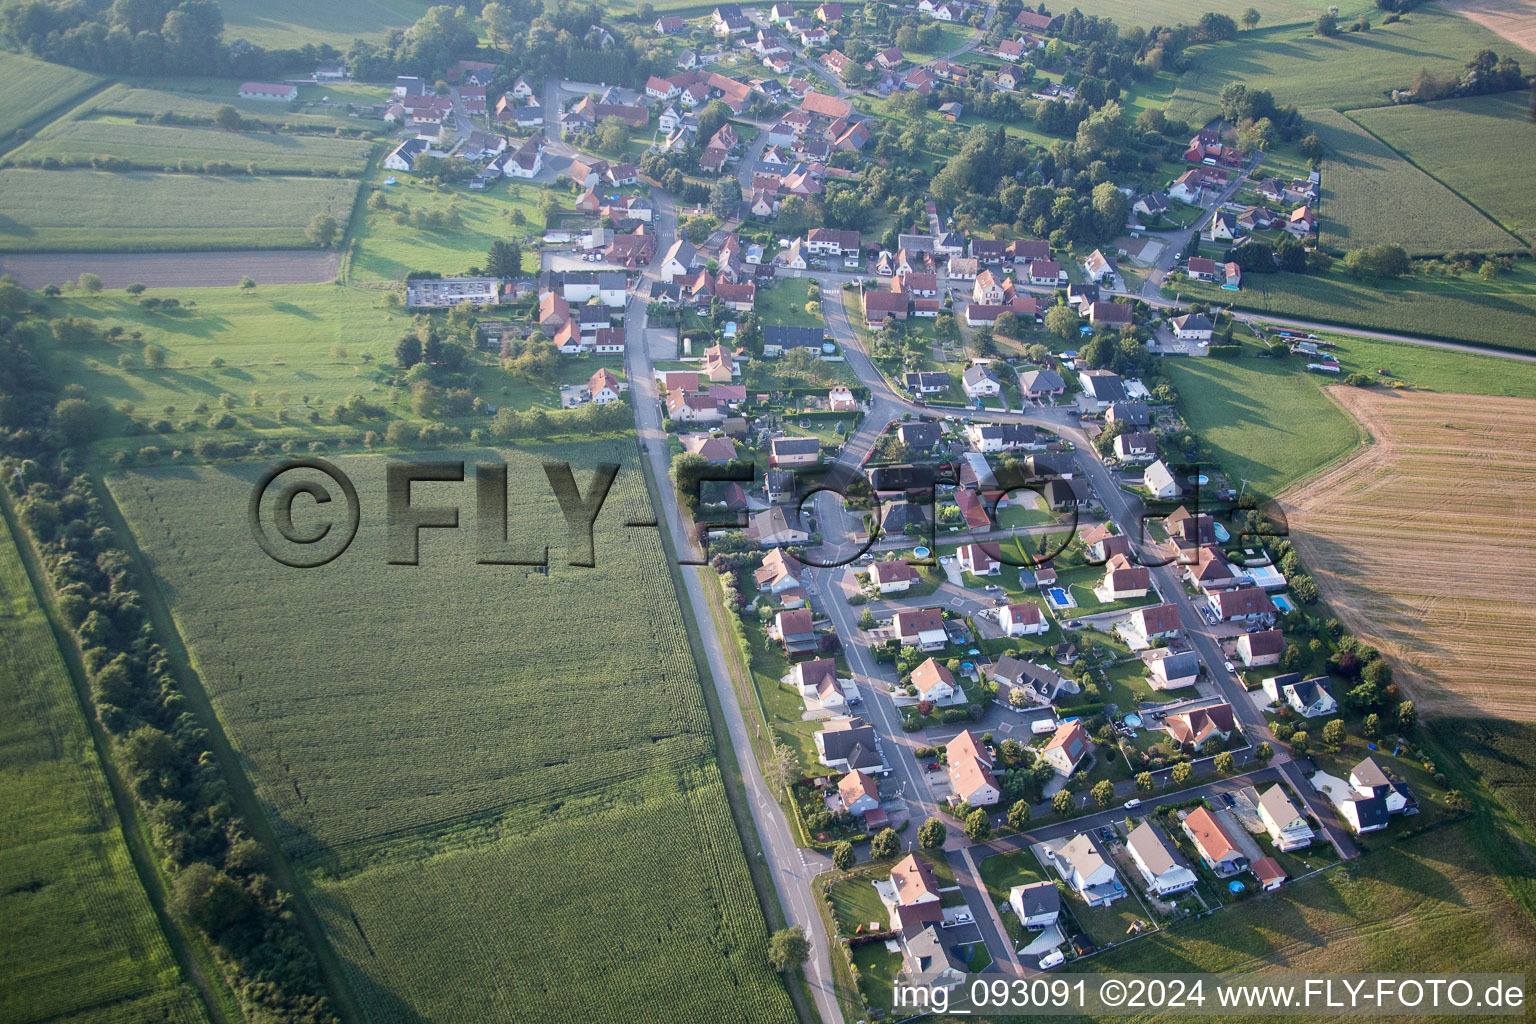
[1273,594,1295,613]
[1213,522,1231,542]
[913,545,931,559]
[1048,586,1070,605]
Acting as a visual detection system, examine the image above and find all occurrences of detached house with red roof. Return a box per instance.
[876,854,942,932]
[946,729,1000,806]
[1182,806,1248,877]
[1042,720,1090,777]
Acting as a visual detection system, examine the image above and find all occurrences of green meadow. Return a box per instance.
[0,49,102,142]
[7,118,376,175]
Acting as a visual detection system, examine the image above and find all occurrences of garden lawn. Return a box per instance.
[756,276,825,328]
[1163,343,1365,498]
[1348,92,1536,244]
[349,174,546,280]
[0,168,359,251]
[1080,823,1535,980]
[1309,108,1517,255]
[977,849,1051,911]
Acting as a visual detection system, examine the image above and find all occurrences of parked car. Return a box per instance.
[1222,793,1236,809]
[924,762,942,772]
[1098,827,1115,844]
[1124,798,1141,809]
[1038,950,1065,970]
[1224,660,1236,673]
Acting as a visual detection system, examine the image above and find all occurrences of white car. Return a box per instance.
[1224,660,1236,673]
[1038,950,1065,970]
[1124,798,1141,809]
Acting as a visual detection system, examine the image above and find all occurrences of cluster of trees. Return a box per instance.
[0,286,339,1022]
[1341,243,1411,281]
[1410,49,1526,103]
[0,0,347,79]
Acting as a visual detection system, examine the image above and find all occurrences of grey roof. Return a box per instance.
[598,271,628,289]
[1019,368,1065,392]
[1025,451,1074,478]
[1127,821,1185,876]
[819,721,879,762]
[898,233,935,252]
[962,364,999,386]
[763,324,827,348]
[771,436,821,456]
[903,370,951,389]
[990,655,1060,692]
[869,464,937,491]
[1350,794,1389,828]
[881,500,929,532]
[1153,650,1200,679]
[765,469,796,494]
[1172,313,1214,332]
[1290,676,1333,707]
[1080,370,1126,402]
[1012,880,1060,918]
[1107,401,1151,426]
[898,422,941,448]
[903,924,965,977]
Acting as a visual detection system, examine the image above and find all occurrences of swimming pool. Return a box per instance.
[1123,713,1143,728]
[1273,594,1295,613]
[1188,473,1210,486]
[1213,522,1231,542]
[1047,586,1075,609]
[913,545,931,559]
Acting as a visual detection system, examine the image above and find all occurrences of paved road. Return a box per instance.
[610,189,846,1024]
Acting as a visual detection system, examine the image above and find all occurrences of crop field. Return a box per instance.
[1280,388,1536,720]
[0,514,210,1024]
[1175,260,1536,353]
[106,441,797,1024]
[1165,8,1516,124]
[217,0,436,48]
[7,119,375,175]
[1039,0,1360,31]
[350,174,545,281]
[1309,109,1519,255]
[1083,823,1536,986]
[1349,92,1536,243]
[0,169,360,251]
[1163,342,1365,497]
[0,50,102,142]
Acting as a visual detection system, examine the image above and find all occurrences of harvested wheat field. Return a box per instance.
[1281,387,1536,720]
[1442,0,1536,54]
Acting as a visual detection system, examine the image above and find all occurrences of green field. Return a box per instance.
[1349,92,1536,244]
[1165,342,1365,497]
[1040,0,1361,32]
[350,174,545,281]
[216,0,436,48]
[0,169,360,251]
[0,50,102,143]
[1165,8,1519,124]
[1308,330,1536,399]
[8,118,376,175]
[1178,259,1536,353]
[84,81,393,130]
[106,444,797,1024]
[1082,824,1536,984]
[1308,108,1518,255]
[0,514,210,1024]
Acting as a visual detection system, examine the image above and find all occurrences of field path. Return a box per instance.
[1280,386,1536,720]
[0,250,338,289]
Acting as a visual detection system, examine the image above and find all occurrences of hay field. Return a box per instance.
[1311,109,1520,255]
[1281,387,1536,720]
[106,442,797,1024]
[0,50,102,141]
[7,119,375,175]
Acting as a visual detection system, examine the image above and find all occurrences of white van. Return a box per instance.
[1124,799,1142,809]
[1031,718,1058,735]
[1038,950,1065,970]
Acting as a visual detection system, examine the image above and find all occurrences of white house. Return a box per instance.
[1000,602,1048,636]
[910,658,958,704]
[1143,459,1183,500]
[238,81,298,102]
[1236,629,1285,667]
[962,364,1001,398]
[1170,312,1213,341]
[383,137,429,171]
[1045,833,1124,906]
[1009,881,1061,930]
[894,609,947,650]
[1261,674,1337,717]
[838,769,880,816]
[1041,720,1090,777]
[790,658,848,711]
[1144,648,1200,690]
[1126,822,1198,897]
[946,729,1001,806]
[956,542,1001,576]
[1258,784,1313,851]
[661,238,700,279]
[868,559,920,594]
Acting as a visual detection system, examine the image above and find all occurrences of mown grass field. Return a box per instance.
[1349,92,1536,243]
[1036,0,1363,31]
[0,514,210,1024]
[1081,824,1536,986]
[1164,341,1365,497]
[0,50,102,143]
[0,169,360,251]
[1165,8,1517,124]
[1176,259,1536,353]
[1309,108,1519,255]
[7,118,376,175]
[1281,388,1536,721]
[106,443,797,1024]
[350,174,546,280]
[216,0,436,48]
